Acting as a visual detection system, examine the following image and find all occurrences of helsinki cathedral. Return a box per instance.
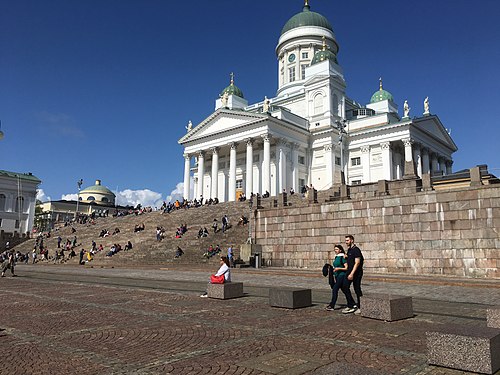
[178,0,457,202]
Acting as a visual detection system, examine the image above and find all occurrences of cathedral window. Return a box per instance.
[302,52,308,59]
[289,67,296,82]
[0,194,5,211]
[314,94,324,115]
[298,155,305,165]
[15,220,20,229]
[301,65,307,80]
[236,180,243,189]
[351,180,362,185]
[87,196,95,201]
[335,157,341,165]
[351,157,361,166]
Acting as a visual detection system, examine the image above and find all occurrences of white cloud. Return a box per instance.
[116,189,163,208]
[58,183,196,209]
[166,181,184,203]
[165,178,194,203]
[61,193,78,201]
[36,189,50,202]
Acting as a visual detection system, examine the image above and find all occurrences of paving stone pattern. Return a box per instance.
[1,266,499,374]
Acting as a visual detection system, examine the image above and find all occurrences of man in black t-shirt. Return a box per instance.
[341,234,364,314]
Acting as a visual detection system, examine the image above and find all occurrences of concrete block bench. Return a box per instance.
[269,287,311,309]
[487,305,500,328]
[426,324,500,374]
[207,282,243,300]
[360,294,413,321]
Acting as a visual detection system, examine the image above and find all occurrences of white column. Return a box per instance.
[211,147,219,199]
[262,134,271,194]
[403,138,413,163]
[431,153,439,173]
[439,157,446,175]
[324,143,335,188]
[413,144,422,177]
[196,151,205,199]
[360,145,370,183]
[228,142,237,202]
[245,139,253,196]
[446,160,453,175]
[183,154,191,200]
[278,139,287,193]
[291,143,299,192]
[380,142,393,180]
[421,148,430,174]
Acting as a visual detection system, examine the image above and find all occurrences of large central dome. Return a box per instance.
[281,2,333,35]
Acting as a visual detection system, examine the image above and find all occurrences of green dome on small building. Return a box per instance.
[311,37,338,65]
[370,79,394,103]
[220,82,244,99]
[281,2,333,35]
[79,179,116,205]
[220,73,244,99]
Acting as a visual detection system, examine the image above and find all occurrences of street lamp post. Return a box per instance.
[75,179,83,220]
[247,198,253,244]
[335,119,348,185]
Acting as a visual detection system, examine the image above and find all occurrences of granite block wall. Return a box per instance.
[254,178,500,278]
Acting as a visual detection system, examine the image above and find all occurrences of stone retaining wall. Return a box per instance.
[254,174,500,278]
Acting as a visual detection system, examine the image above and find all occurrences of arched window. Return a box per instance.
[314,93,324,115]
[87,196,95,201]
[15,196,24,213]
[0,194,5,211]
[101,197,109,203]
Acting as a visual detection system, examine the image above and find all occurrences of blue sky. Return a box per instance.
[1,0,499,207]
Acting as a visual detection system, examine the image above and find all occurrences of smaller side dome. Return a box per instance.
[370,78,394,103]
[311,37,338,65]
[220,73,244,99]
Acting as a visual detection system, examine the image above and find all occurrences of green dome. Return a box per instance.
[220,82,244,99]
[80,180,115,196]
[311,41,338,65]
[281,4,333,35]
[370,79,394,103]
[370,89,394,103]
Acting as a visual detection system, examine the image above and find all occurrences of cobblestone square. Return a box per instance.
[1,265,498,374]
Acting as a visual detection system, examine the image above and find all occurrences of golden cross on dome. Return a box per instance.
[230,72,235,84]
[379,77,383,91]
[305,0,309,6]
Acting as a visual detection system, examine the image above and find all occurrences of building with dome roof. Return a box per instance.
[179,1,457,202]
[37,179,121,230]
[78,179,116,206]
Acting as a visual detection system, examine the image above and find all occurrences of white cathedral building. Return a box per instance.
[179,1,457,202]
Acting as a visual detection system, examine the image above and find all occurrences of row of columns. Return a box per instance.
[358,139,452,183]
[183,135,300,202]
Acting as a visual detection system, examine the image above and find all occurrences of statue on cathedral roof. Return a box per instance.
[220,91,229,107]
[403,100,410,118]
[424,97,430,115]
[185,121,193,132]
[263,96,270,113]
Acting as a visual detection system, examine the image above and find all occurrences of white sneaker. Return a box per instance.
[342,307,357,314]
[200,293,208,298]
[354,309,361,315]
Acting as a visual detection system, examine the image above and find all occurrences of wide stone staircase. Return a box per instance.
[15,201,252,269]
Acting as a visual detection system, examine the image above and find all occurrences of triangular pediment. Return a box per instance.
[413,116,458,151]
[179,109,267,144]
